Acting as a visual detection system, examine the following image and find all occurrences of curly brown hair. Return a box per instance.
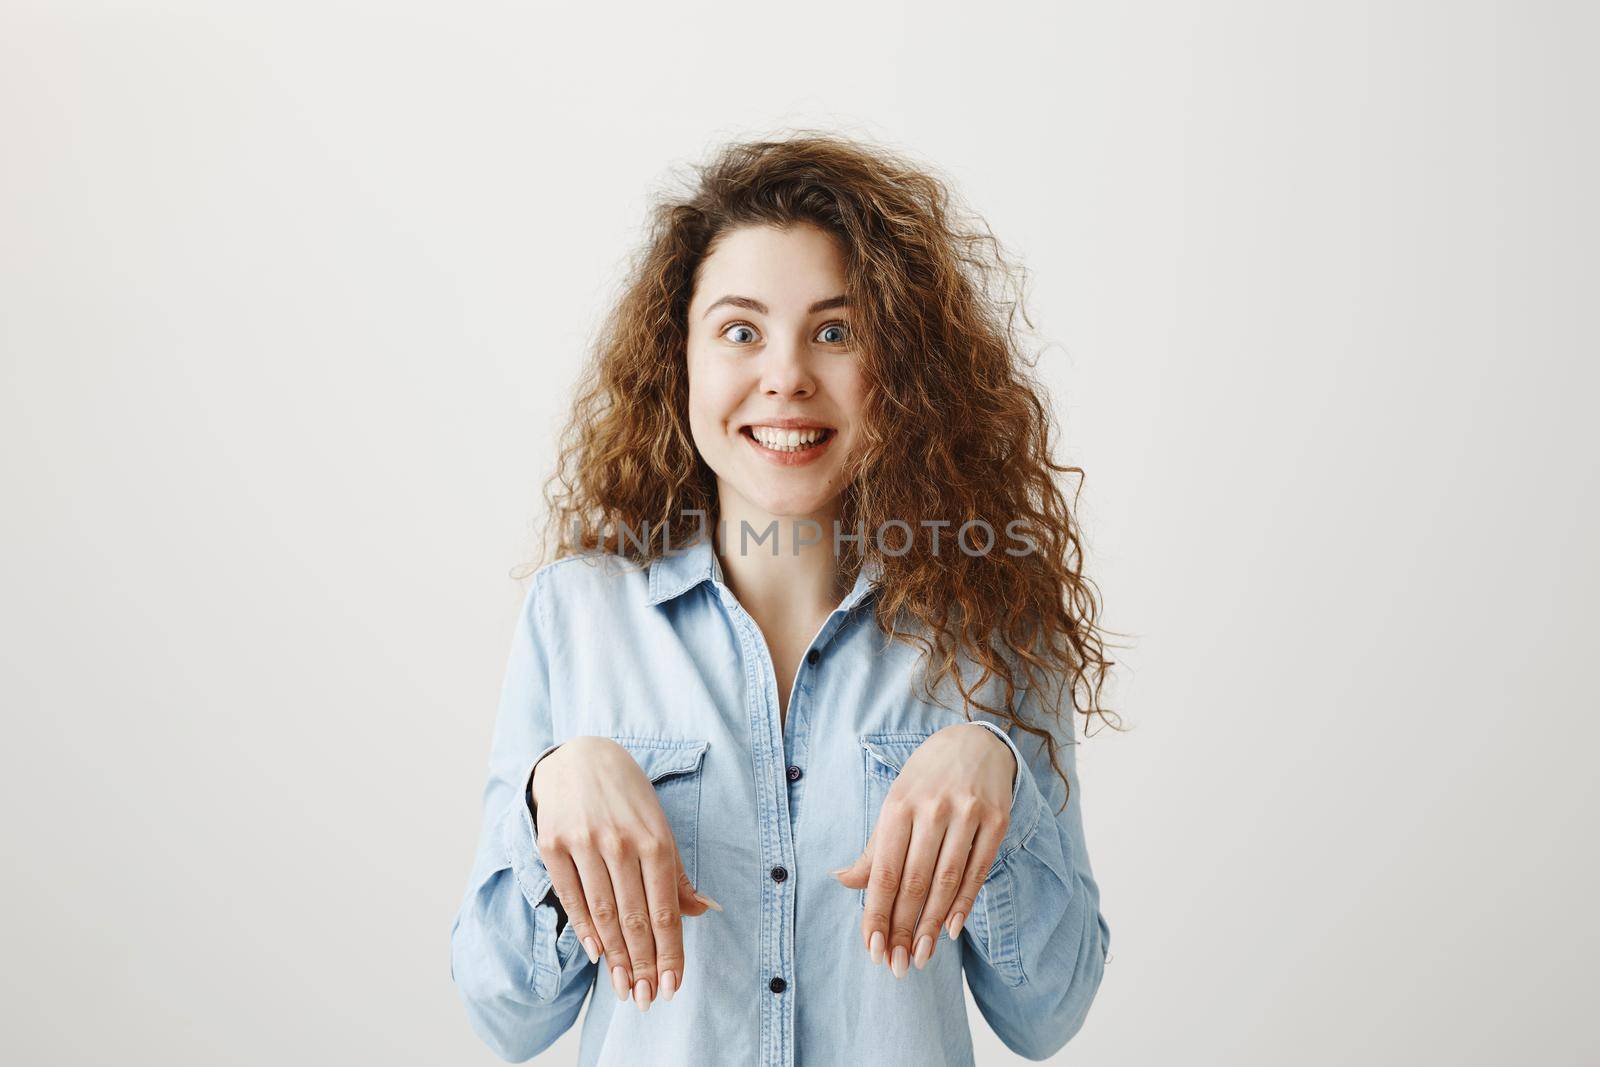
[520,131,1124,808]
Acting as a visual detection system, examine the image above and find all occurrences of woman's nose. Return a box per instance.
[759,339,816,399]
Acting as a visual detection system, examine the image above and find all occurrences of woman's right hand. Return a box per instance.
[529,736,718,1011]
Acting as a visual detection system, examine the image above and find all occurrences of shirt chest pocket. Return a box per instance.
[612,736,710,888]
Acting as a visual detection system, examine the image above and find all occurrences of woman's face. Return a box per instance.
[685,223,865,522]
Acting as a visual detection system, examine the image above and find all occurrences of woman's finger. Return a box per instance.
[639,835,686,1005]
[572,840,634,1002]
[913,808,978,967]
[675,851,713,920]
[886,811,948,978]
[604,839,660,1012]
[860,795,913,967]
[947,818,1006,940]
[542,844,602,965]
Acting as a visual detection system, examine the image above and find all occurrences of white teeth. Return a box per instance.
[748,426,828,452]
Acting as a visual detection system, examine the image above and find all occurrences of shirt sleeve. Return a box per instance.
[449,573,596,1061]
[958,698,1112,1060]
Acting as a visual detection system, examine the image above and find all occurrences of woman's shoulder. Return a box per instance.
[522,550,656,618]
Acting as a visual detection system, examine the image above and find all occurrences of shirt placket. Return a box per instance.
[713,579,861,1067]
[714,584,796,1067]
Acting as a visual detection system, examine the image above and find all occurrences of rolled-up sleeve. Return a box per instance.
[450,574,595,1062]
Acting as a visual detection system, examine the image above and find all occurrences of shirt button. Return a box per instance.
[786,764,802,782]
[769,976,787,993]
[805,649,820,666]
[770,865,788,882]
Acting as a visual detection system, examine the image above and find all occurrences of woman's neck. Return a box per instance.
[711,493,854,623]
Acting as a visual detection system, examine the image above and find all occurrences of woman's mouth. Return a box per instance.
[739,424,836,466]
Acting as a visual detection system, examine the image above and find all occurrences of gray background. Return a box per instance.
[2,1,1594,1063]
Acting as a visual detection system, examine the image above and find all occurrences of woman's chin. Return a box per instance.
[723,486,844,529]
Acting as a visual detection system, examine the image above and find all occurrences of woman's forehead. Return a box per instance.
[692,224,847,310]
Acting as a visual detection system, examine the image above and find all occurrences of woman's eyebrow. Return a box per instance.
[702,294,849,318]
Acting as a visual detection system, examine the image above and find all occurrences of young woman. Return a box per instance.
[450,133,1117,1065]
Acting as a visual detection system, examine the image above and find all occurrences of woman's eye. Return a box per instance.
[719,321,850,345]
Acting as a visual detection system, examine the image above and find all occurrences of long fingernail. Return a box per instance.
[583,937,600,964]
[949,911,966,939]
[611,965,630,1001]
[913,935,933,969]
[693,890,723,912]
[634,977,653,1011]
[891,945,909,978]
[869,930,885,966]
[660,969,677,1002]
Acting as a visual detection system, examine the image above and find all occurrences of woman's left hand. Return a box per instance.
[831,723,1017,977]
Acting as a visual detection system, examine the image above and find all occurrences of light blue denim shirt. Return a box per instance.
[449,534,1111,1064]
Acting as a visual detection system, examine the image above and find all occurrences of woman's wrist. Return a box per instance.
[526,743,566,828]
[960,721,1018,791]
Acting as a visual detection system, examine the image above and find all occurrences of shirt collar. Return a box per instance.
[646,532,884,611]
